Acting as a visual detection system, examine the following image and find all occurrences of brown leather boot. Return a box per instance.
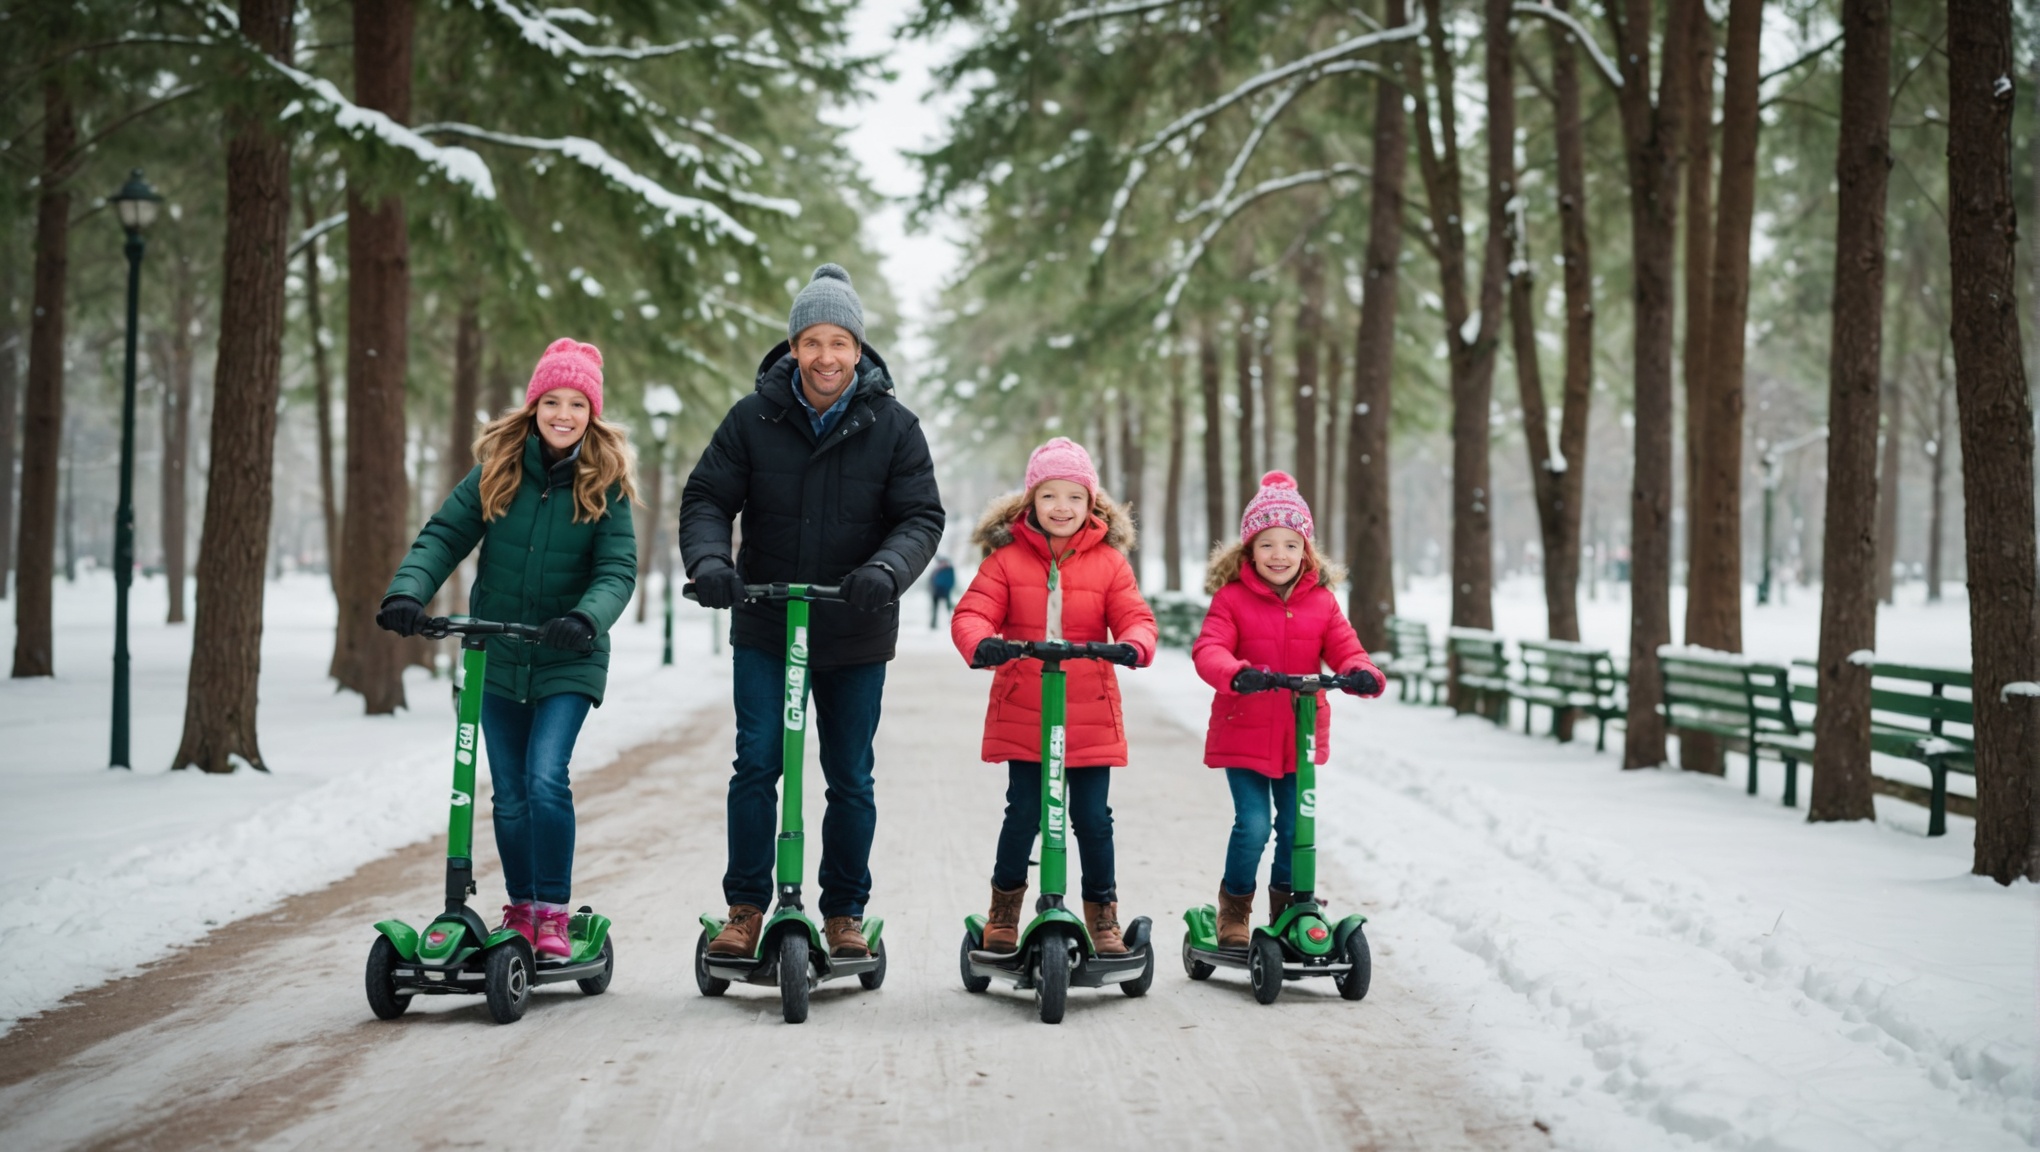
[1084,901,1128,955]
[707,904,765,957]
[1216,886,1254,949]
[824,915,869,958]
[1267,883,1294,925]
[982,884,1027,952]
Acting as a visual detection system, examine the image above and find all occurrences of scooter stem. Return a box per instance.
[1291,687,1318,900]
[446,636,488,911]
[776,588,812,910]
[1038,656,1068,907]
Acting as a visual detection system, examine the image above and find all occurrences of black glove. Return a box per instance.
[1340,667,1383,696]
[541,614,596,653]
[690,560,746,610]
[1231,667,1280,694]
[972,638,1026,669]
[1100,642,1142,668]
[376,596,425,637]
[840,564,897,613]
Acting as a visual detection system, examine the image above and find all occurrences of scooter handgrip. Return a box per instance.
[681,582,698,602]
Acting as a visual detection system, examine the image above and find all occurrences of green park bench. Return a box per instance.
[1657,648,1809,805]
[1786,660,1976,836]
[1383,615,1446,704]
[1448,629,1511,723]
[1150,592,1209,651]
[1507,639,1626,752]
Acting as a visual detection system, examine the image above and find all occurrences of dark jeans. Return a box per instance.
[992,761,1116,903]
[480,691,593,904]
[928,588,953,629]
[1222,767,1297,897]
[726,644,887,917]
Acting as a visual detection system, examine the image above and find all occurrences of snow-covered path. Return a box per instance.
[0,637,1544,1151]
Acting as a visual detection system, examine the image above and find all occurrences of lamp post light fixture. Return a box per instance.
[644,385,683,666]
[109,169,162,770]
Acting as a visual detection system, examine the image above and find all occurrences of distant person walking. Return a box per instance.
[929,555,956,629]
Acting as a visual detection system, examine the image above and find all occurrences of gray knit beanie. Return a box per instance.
[787,263,866,347]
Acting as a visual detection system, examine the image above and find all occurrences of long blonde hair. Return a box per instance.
[474,402,638,523]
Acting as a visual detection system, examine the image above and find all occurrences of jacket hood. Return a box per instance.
[972,488,1135,555]
[1204,537,1347,596]
[753,340,896,407]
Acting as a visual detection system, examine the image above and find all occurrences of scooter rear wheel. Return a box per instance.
[1181,932,1215,982]
[1121,942,1154,997]
[959,931,990,993]
[577,936,615,996]
[486,942,533,1024]
[1334,926,1371,1001]
[1248,935,1284,1005]
[858,937,888,990]
[694,931,729,997]
[778,931,811,1024]
[364,936,411,1020]
[1035,931,1070,1025]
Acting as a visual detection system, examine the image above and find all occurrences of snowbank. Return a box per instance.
[0,573,729,1035]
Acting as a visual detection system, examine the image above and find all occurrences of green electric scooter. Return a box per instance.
[685,582,886,1024]
[363,616,616,1026]
[1182,670,1371,1004]
[959,639,1155,1024]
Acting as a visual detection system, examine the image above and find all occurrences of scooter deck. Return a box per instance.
[698,916,886,987]
[966,916,1154,989]
[1182,941,1357,980]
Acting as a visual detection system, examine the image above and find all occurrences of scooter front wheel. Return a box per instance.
[778,931,811,1024]
[1248,935,1284,1005]
[1181,932,1215,982]
[364,936,411,1020]
[1335,926,1371,1001]
[486,942,533,1024]
[858,936,888,991]
[959,931,990,993]
[577,936,615,996]
[1121,942,1154,998]
[1035,932,1070,1025]
[694,931,729,997]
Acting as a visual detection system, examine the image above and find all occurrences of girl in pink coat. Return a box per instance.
[1191,472,1384,948]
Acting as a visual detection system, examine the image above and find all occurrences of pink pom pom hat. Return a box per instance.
[525,338,605,418]
[1240,470,1313,543]
[1023,436,1101,501]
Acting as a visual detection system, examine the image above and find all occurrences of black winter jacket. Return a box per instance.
[678,342,945,668]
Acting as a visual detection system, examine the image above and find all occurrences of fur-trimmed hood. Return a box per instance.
[1204,538,1347,595]
[972,488,1137,556]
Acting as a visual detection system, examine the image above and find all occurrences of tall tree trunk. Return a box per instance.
[158,256,195,624]
[332,0,417,715]
[1322,335,1342,560]
[1120,385,1145,583]
[1235,311,1257,509]
[1293,249,1322,511]
[1545,0,1594,645]
[1925,367,1949,603]
[11,81,75,678]
[1164,356,1185,592]
[1809,0,1891,822]
[171,0,296,773]
[0,231,21,600]
[1258,314,1276,483]
[1947,0,2039,882]
[1348,0,1408,650]
[1685,0,1762,779]
[1874,379,1902,603]
[1676,0,1721,773]
[301,186,340,598]
[1614,0,1699,768]
[1200,324,1226,552]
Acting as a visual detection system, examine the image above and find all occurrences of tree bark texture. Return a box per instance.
[302,187,341,596]
[1322,335,1342,560]
[1200,325,1226,549]
[332,0,417,714]
[0,234,21,600]
[156,256,196,624]
[1545,0,1595,645]
[1874,379,1902,604]
[1348,0,1408,651]
[171,0,296,773]
[1946,0,2039,882]
[1680,0,1715,602]
[1292,249,1322,512]
[12,81,75,679]
[1258,317,1276,487]
[1925,372,1949,602]
[1235,312,1257,510]
[1614,0,1698,767]
[1164,359,1185,591]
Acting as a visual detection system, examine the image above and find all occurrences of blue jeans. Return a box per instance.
[1222,768,1297,897]
[727,644,887,917]
[992,762,1116,903]
[480,691,592,904]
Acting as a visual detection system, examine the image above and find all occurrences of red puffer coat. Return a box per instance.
[951,491,1158,767]
[1191,558,1384,778]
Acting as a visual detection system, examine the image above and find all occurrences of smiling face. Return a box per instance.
[534,388,591,452]
[1031,479,1092,541]
[1250,526,1309,589]
[794,323,860,413]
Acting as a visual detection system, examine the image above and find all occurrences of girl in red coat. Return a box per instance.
[1191,471,1385,949]
[952,437,1158,955]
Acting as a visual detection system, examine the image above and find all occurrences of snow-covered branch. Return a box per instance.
[288,212,347,260]
[414,122,766,244]
[1046,0,1194,32]
[1153,163,1369,332]
[1510,3,1623,91]
[1091,19,1422,259]
[481,0,791,70]
[1176,80,1305,223]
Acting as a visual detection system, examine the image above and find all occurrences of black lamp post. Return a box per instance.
[109,169,161,770]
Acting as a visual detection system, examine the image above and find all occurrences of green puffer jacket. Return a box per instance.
[384,436,637,706]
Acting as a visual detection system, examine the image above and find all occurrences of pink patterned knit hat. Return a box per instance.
[1023,436,1100,500]
[525,338,604,418]
[1241,471,1313,543]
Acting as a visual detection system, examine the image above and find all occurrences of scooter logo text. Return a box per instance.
[784,665,807,730]
[1299,787,1316,817]
[456,722,477,765]
[790,625,809,666]
[450,789,471,807]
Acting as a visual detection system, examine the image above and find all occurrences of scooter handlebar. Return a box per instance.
[415,616,547,643]
[680,582,845,604]
[1238,671,1349,694]
[1009,639,1143,668]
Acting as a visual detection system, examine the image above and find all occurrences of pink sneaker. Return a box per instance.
[534,908,573,960]
[499,903,536,947]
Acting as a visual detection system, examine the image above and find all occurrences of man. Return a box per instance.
[679,264,944,959]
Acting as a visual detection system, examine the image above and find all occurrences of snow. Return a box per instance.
[0,572,725,1036]
[1848,648,1877,666]
[1994,75,2012,98]
[269,64,496,199]
[2001,682,2040,701]
[1461,308,1482,345]
[1141,643,2036,1150]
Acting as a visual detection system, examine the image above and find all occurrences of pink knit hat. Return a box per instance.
[1023,437,1100,499]
[1241,471,1313,543]
[525,338,604,418]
